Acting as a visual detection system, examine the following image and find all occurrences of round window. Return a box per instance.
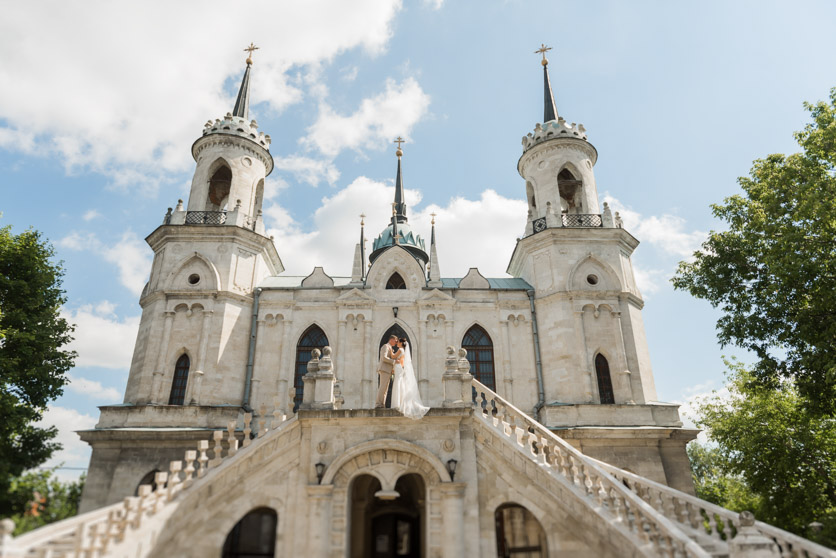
[188,274,200,285]
[586,274,599,285]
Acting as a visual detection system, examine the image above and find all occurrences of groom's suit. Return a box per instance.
[375,343,398,408]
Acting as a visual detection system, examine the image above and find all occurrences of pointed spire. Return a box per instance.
[393,137,407,223]
[535,44,558,123]
[428,213,441,287]
[359,214,366,280]
[233,43,259,119]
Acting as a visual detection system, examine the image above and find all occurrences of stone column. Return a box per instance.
[337,319,347,380]
[418,318,429,400]
[301,350,319,408]
[188,309,214,405]
[150,311,175,404]
[445,317,454,349]
[440,483,466,558]
[500,318,513,399]
[363,318,373,407]
[574,306,595,401]
[278,317,291,413]
[313,347,336,409]
[306,485,334,557]
[610,308,637,404]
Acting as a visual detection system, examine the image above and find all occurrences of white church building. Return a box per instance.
[1,47,831,558]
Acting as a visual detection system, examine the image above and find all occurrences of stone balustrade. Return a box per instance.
[0,403,297,558]
[471,379,709,558]
[594,460,836,558]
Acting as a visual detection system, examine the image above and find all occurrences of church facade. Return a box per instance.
[9,48,828,558]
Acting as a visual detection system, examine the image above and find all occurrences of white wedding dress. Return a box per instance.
[392,345,429,420]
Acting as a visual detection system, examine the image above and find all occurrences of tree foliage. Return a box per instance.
[673,88,836,413]
[7,470,85,535]
[0,225,76,517]
[693,360,836,547]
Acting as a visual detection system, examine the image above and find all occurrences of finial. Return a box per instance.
[360,213,366,226]
[394,136,405,157]
[535,43,552,66]
[392,203,397,216]
[244,42,259,66]
[431,212,437,225]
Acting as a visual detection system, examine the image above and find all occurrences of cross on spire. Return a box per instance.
[244,42,259,65]
[535,43,552,66]
[394,136,405,157]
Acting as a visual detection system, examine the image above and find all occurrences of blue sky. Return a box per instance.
[2,0,835,478]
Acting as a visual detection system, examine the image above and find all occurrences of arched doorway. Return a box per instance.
[350,473,425,558]
[495,503,547,557]
[295,325,329,412]
[221,507,277,558]
[378,324,413,409]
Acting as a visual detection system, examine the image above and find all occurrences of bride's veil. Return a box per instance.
[399,343,429,419]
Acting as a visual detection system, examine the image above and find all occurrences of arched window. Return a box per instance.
[495,503,547,557]
[222,507,277,558]
[558,167,583,213]
[462,325,495,391]
[386,272,406,289]
[207,163,232,211]
[595,353,615,404]
[168,354,190,405]
[295,326,329,411]
[134,469,162,496]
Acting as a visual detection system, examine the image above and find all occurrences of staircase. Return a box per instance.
[470,379,835,558]
[2,380,834,557]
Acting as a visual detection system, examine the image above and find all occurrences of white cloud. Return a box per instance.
[302,77,431,157]
[59,230,152,295]
[36,405,97,481]
[82,209,101,221]
[604,194,706,258]
[63,302,139,370]
[66,373,121,401]
[0,1,404,194]
[265,177,525,278]
[274,155,340,187]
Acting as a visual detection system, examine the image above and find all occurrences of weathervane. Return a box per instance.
[535,43,552,66]
[244,42,260,65]
[394,136,405,157]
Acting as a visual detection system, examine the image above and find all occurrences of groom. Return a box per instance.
[375,334,400,408]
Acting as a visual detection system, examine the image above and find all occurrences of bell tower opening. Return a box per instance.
[206,163,232,211]
[557,168,583,214]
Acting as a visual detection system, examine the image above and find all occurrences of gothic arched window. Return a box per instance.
[386,272,406,289]
[558,167,583,213]
[462,325,495,391]
[207,162,232,211]
[595,353,615,404]
[295,326,329,411]
[222,507,277,558]
[168,354,190,405]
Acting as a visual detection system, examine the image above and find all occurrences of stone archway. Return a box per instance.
[322,439,451,557]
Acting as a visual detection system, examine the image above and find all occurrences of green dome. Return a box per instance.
[370,221,428,265]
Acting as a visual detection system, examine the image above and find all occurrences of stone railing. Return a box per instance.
[162,199,264,235]
[0,401,297,558]
[594,461,836,558]
[471,378,711,558]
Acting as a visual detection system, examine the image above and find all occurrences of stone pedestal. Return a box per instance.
[442,346,469,408]
[729,512,780,557]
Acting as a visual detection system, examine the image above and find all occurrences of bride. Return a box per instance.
[391,338,429,420]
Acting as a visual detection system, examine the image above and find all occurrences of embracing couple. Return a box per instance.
[375,335,430,420]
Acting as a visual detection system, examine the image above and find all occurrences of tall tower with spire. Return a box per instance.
[79,46,283,512]
[507,46,677,436]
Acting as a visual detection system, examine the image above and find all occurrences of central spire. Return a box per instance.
[393,136,407,223]
[233,43,259,119]
[536,43,558,123]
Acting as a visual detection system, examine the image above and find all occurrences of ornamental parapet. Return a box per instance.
[522,117,588,152]
[162,199,266,235]
[201,112,271,150]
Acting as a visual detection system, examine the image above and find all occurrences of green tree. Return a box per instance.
[7,470,85,535]
[672,88,836,414]
[0,225,76,517]
[694,360,836,547]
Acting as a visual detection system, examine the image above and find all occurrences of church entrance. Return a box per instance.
[378,324,413,409]
[350,473,425,558]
